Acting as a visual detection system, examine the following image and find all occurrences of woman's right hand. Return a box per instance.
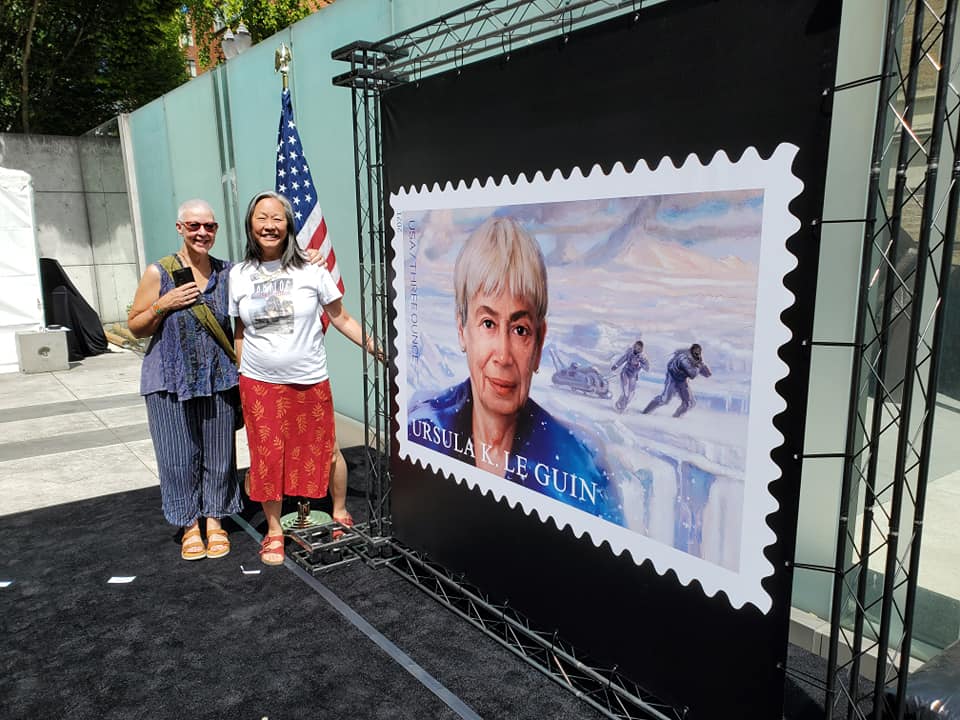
[158,282,201,312]
[129,265,201,338]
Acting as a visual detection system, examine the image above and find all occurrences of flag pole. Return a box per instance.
[275,39,319,532]
[275,42,291,90]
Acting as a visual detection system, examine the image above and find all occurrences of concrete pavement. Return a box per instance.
[0,346,365,518]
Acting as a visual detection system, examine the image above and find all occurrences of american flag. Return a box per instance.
[276,87,343,330]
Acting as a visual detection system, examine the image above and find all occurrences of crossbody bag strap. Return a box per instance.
[156,255,238,365]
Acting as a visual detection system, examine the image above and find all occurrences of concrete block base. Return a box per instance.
[16,329,69,373]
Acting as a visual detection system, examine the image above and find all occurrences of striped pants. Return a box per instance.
[145,390,243,527]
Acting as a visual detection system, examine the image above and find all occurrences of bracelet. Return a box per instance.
[151,301,165,316]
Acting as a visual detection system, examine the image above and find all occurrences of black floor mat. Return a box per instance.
[0,467,606,720]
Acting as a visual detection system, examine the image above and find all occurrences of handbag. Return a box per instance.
[157,254,244,430]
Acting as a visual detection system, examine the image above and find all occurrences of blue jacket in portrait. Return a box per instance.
[408,379,624,525]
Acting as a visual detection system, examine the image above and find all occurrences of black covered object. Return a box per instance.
[889,640,960,719]
[39,257,108,361]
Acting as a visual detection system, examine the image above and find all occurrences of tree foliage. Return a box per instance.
[182,1,320,67]
[0,1,325,135]
[0,0,188,135]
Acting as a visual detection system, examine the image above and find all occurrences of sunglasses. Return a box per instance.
[180,221,219,232]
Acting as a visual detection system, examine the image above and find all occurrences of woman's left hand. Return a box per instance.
[306,248,324,266]
[367,339,386,364]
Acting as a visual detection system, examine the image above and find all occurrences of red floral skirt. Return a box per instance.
[239,375,336,502]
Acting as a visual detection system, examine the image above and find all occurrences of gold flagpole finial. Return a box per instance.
[275,43,292,90]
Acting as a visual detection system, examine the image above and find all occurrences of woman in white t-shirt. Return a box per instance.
[229,191,381,566]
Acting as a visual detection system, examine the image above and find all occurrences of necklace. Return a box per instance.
[254,261,286,281]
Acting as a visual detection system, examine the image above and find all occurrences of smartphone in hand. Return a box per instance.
[172,267,193,287]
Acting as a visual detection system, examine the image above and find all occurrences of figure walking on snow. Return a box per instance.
[611,339,650,413]
[642,343,712,418]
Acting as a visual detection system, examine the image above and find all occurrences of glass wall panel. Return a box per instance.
[791,1,885,627]
[162,72,227,247]
[917,268,960,655]
[128,97,175,265]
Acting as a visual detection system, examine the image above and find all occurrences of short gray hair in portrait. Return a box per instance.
[454,216,548,340]
[243,190,305,270]
[177,198,215,221]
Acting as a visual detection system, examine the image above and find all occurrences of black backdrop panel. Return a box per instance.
[382,1,840,717]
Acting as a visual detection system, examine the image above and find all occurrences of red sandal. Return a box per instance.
[332,512,355,540]
[259,535,285,566]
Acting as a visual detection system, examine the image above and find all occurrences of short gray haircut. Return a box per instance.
[177,198,215,221]
[454,216,548,340]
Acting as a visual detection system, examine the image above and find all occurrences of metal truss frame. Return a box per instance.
[342,60,393,539]
[331,0,646,91]
[814,1,960,718]
[287,520,397,573]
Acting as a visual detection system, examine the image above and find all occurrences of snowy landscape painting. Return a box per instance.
[390,147,803,612]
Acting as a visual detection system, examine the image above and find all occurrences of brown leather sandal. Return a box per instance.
[206,528,230,559]
[259,535,285,566]
[181,527,206,561]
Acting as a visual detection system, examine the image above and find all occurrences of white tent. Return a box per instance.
[0,167,44,374]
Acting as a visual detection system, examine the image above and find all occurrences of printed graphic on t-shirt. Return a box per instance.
[249,275,294,333]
